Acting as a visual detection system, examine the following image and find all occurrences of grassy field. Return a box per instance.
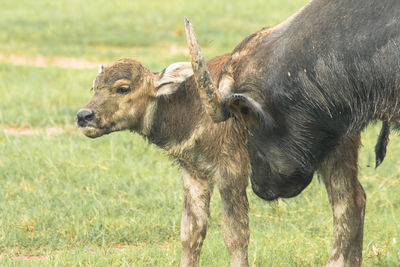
[0,0,399,266]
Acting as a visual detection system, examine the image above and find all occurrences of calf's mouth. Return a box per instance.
[76,108,109,138]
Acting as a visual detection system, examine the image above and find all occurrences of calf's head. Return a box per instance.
[77,58,193,138]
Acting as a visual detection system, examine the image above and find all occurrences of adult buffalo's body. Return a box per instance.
[78,0,400,266]
[203,0,400,202]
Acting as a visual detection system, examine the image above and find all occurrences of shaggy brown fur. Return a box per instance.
[77,55,252,266]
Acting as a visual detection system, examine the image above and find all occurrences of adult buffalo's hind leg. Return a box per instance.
[180,170,213,267]
[318,134,366,267]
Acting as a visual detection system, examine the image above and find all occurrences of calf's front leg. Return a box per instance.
[319,135,366,267]
[180,170,213,267]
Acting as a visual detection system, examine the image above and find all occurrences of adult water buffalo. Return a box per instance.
[185,0,399,265]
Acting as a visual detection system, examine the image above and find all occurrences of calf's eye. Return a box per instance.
[116,86,131,94]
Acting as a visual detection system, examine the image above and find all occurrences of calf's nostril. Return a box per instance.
[84,113,94,121]
[77,109,95,124]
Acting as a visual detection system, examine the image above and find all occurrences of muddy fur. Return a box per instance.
[78,54,252,266]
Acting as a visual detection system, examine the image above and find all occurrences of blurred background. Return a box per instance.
[0,0,398,266]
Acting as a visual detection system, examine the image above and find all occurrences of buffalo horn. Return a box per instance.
[184,17,227,122]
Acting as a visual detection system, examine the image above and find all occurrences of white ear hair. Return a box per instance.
[154,62,193,96]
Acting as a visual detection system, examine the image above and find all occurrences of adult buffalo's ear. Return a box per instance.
[154,62,193,96]
[223,94,274,133]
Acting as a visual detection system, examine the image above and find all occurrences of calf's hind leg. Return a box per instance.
[180,170,213,267]
[218,173,250,267]
[319,135,366,267]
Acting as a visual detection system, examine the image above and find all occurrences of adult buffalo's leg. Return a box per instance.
[319,135,366,267]
[180,170,213,267]
[218,173,250,267]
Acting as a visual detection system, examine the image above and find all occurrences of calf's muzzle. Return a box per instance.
[76,108,95,127]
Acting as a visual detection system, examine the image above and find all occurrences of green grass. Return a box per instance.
[0,0,307,63]
[0,129,399,266]
[0,132,180,250]
[0,0,399,266]
[0,63,94,127]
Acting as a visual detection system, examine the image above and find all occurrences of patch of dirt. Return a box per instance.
[1,126,77,135]
[0,53,102,69]
[169,44,189,55]
[0,242,171,261]
[0,254,48,261]
[53,57,101,68]
[0,44,189,69]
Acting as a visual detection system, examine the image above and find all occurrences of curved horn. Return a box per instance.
[184,17,227,122]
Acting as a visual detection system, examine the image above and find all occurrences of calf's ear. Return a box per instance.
[223,94,274,133]
[154,62,193,96]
